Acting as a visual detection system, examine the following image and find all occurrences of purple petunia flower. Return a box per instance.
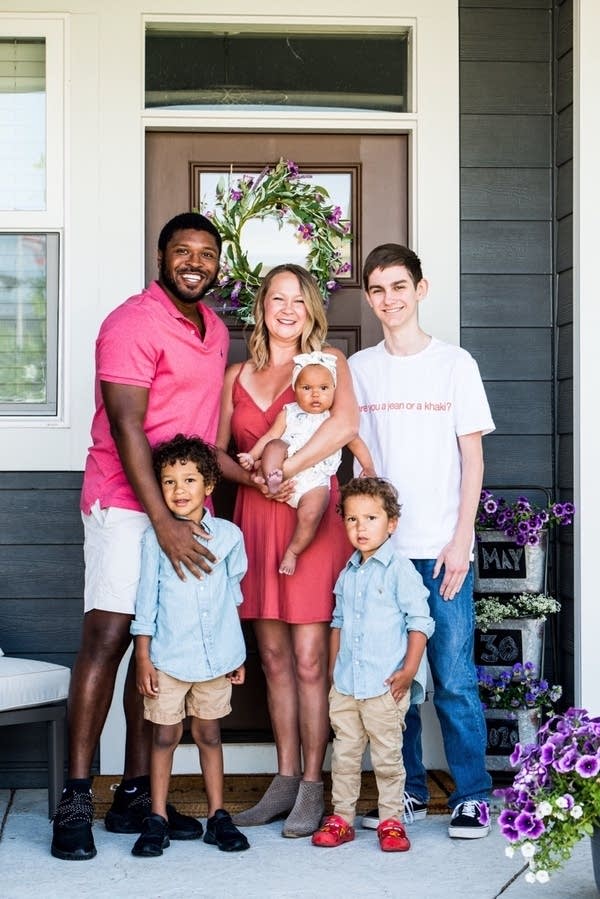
[515,811,545,839]
[554,748,579,772]
[327,205,343,225]
[229,188,243,201]
[575,754,600,777]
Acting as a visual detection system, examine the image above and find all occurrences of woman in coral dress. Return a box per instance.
[216,264,357,837]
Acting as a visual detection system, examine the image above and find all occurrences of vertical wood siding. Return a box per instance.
[459,0,573,699]
[0,472,88,785]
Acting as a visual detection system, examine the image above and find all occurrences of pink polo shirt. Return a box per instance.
[81,281,229,514]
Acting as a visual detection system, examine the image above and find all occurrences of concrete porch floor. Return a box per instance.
[1,789,598,898]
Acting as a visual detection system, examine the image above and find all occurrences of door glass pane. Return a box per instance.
[0,38,46,211]
[0,233,58,414]
[146,29,409,113]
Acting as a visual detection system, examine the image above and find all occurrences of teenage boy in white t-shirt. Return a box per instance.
[348,243,495,839]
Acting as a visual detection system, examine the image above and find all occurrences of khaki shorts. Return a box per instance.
[82,501,150,615]
[143,670,233,726]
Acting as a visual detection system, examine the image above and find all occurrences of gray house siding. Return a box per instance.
[0,471,86,786]
[0,1,575,784]
[459,0,574,699]
[459,0,555,490]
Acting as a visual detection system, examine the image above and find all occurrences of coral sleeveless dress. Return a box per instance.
[230,371,351,624]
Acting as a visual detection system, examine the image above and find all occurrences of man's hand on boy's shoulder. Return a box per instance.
[154,515,216,581]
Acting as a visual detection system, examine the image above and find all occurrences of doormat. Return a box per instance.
[91,771,454,819]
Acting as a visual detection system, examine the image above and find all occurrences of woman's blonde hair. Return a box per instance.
[248,264,328,370]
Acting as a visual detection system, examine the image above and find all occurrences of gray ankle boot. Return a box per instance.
[232,774,301,826]
[282,780,324,838]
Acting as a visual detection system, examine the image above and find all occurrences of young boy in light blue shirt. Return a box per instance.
[312,478,434,853]
[130,434,249,857]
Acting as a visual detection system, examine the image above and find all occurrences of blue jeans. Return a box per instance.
[403,560,491,809]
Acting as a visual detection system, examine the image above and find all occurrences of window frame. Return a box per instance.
[0,17,64,420]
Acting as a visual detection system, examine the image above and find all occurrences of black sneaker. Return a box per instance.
[105,784,203,840]
[448,800,491,839]
[361,793,428,830]
[51,788,97,861]
[204,809,250,852]
[131,813,170,857]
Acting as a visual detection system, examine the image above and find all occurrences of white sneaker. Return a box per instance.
[361,793,428,830]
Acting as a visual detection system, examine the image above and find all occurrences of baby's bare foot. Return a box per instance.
[266,468,284,494]
[279,549,297,576]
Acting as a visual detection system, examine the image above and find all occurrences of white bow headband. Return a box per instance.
[291,351,338,388]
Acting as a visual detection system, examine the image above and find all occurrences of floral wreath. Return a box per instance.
[201,158,352,324]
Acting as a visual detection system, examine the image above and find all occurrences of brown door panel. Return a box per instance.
[145,130,408,739]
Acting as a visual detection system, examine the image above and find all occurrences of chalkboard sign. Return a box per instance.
[476,540,526,580]
[485,715,519,756]
[475,628,523,667]
[474,530,547,594]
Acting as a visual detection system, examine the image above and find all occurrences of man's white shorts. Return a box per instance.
[82,501,150,615]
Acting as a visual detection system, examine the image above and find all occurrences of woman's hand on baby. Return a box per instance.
[267,478,296,503]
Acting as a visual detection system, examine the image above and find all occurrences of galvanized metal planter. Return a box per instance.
[591,827,600,892]
[484,707,541,771]
[474,617,545,678]
[474,529,548,594]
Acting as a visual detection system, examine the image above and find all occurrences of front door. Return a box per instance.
[144,131,408,744]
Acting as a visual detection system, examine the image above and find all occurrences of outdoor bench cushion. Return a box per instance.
[0,656,70,712]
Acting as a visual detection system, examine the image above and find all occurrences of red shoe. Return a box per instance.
[377,818,410,852]
[311,814,355,848]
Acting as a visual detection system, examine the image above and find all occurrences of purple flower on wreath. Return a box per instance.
[336,261,351,275]
[230,281,243,304]
[327,206,343,225]
[286,160,300,178]
[298,223,314,240]
[326,280,339,292]
[229,188,243,202]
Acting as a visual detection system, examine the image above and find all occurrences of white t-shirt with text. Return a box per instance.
[349,338,495,559]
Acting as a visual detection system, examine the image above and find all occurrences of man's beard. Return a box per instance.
[159,260,218,304]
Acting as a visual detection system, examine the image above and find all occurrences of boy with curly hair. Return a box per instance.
[312,477,434,852]
[130,434,249,857]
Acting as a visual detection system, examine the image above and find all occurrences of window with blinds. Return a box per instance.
[0,232,58,414]
[0,38,46,211]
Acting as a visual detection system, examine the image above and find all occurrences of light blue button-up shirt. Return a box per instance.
[331,539,434,703]
[131,510,247,682]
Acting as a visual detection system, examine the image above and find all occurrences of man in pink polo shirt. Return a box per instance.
[52,213,229,861]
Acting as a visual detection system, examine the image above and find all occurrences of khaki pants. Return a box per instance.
[329,685,411,824]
